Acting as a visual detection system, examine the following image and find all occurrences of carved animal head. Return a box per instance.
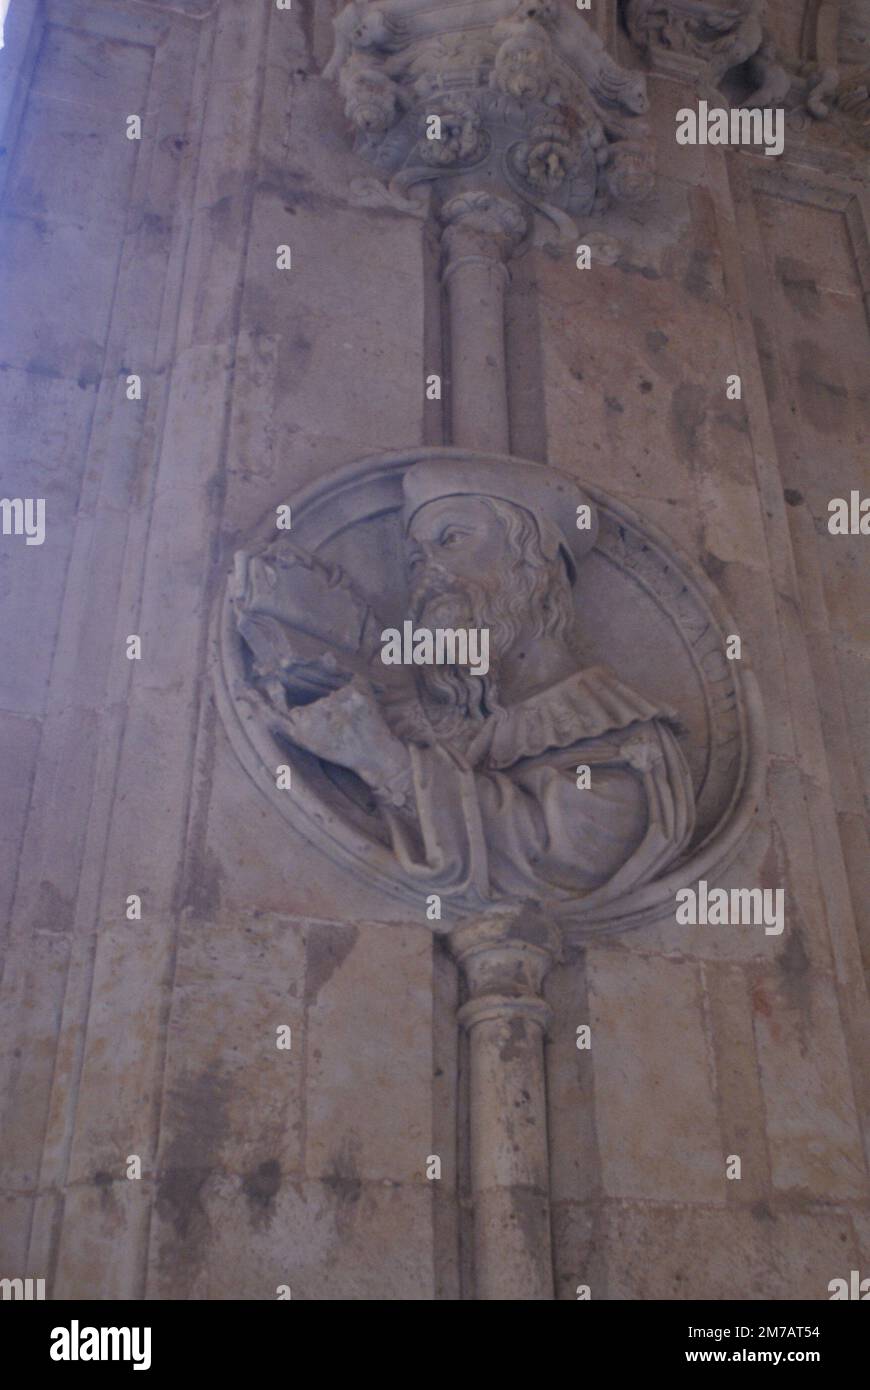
[350,6,393,51]
[340,57,398,135]
[419,101,485,166]
[616,71,650,114]
[511,0,559,27]
[492,32,556,103]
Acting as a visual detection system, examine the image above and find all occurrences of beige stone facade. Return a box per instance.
[0,0,868,1300]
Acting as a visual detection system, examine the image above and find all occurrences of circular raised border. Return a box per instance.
[212,447,766,936]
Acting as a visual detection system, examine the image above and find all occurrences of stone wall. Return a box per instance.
[1,0,868,1300]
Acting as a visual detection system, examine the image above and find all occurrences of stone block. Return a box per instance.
[586,947,724,1203]
[601,1201,773,1300]
[768,1207,862,1300]
[30,25,152,115]
[751,966,867,1200]
[304,923,434,1185]
[53,1176,151,1300]
[0,213,115,383]
[4,92,137,229]
[147,1173,435,1300]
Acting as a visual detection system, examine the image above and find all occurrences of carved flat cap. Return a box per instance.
[402,456,598,583]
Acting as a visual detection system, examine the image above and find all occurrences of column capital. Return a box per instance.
[324,1,656,234]
[449,904,561,1008]
[439,191,528,282]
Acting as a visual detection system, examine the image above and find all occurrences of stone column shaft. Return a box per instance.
[440,193,527,455]
[451,908,559,1300]
[444,253,511,453]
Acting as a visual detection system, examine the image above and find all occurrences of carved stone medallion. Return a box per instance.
[214,449,765,935]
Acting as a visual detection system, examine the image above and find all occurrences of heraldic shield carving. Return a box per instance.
[214,449,765,936]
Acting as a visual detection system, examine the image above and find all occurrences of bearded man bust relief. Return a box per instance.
[231,458,695,912]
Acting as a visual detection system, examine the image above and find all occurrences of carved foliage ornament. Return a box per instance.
[324,0,656,222]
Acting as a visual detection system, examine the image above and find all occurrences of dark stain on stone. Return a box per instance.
[759,835,780,893]
[777,920,811,1025]
[751,1200,774,1223]
[646,330,669,352]
[714,408,749,435]
[173,1065,232,1166]
[751,315,777,403]
[323,1138,363,1235]
[639,379,653,393]
[180,844,224,919]
[156,1167,210,1242]
[796,341,848,434]
[616,256,660,280]
[31,879,74,933]
[499,1016,527,1064]
[670,382,707,463]
[243,1159,281,1224]
[156,1063,232,1249]
[77,362,102,391]
[701,552,726,584]
[24,359,63,381]
[141,210,169,244]
[277,185,336,215]
[784,487,804,507]
[683,249,714,301]
[298,0,316,71]
[305,924,359,1002]
[776,256,820,317]
[511,1186,546,1264]
[207,194,241,250]
[604,395,624,414]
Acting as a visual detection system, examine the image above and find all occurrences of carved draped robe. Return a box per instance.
[381,665,696,909]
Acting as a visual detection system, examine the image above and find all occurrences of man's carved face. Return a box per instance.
[407,495,524,642]
[404,493,575,723]
[407,497,513,603]
[406,496,514,721]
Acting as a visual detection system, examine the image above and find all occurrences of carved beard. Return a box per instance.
[408,563,522,736]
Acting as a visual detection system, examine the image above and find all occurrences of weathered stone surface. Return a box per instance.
[147,1175,435,1301]
[586,948,724,1203]
[0,0,868,1305]
[158,932,307,1177]
[304,923,434,1184]
[751,966,867,1200]
[599,1201,774,1301]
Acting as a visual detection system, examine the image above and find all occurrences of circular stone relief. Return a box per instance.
[213,448,765,935]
